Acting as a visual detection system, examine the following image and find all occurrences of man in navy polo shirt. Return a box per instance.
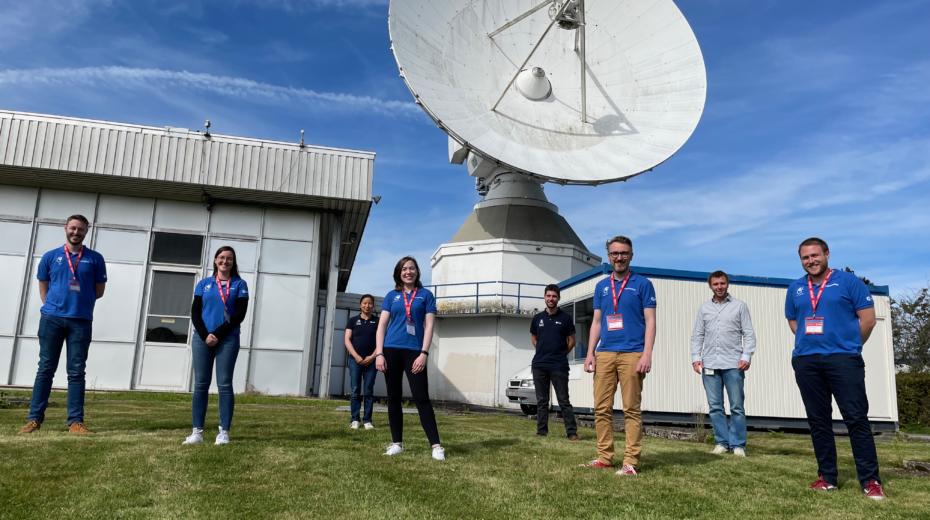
[344,293,379,430]
[785,237,884,500]
[20,214,107,434]
[583,235,656,476]
[529,284,578,440]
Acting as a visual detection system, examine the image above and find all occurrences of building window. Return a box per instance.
[151,232,203,265]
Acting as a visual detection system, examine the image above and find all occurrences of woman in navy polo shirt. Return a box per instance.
[375,256,444,460]
[183,246,249,446]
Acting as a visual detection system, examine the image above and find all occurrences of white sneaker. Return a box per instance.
[711,445,728,455]
[363,422,374,430]
[182,428,204,445]
[384,442,404,456]
[350,421,360,430]
[733,447,746,457]
[431,445,446,461]
[215,427,230,445]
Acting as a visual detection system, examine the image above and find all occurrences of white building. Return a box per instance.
[0,109,375,397]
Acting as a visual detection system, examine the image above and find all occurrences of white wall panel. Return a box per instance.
[92,263,144,342]
[209,349,250,394]
[11,338,66,386]
[37,189,97,221]
[253,274,312,351]
[137,345,190,390]
[259,239,313,275]
[209,204,262,237]
[207,238,257,272]
[33,224,66,254]
[94,229,149,263]
[22,257,43,335]
[0,221,32,253]
[96,195,154,228]
[154,200,207,232]
[0,337,13,385]
[0,185,38,218]
[85,341,134,390]
[263,209,315,241]
[0,255,26,334]
[237,271,256,348]
[249,349,302,395]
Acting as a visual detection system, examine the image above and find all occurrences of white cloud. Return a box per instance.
[0,66,420,116]
[0,0,113,49]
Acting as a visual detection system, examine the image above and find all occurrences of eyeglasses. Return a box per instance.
[607,251,632,259]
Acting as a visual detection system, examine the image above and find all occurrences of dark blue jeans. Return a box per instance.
[348,357,377,423]
[532,367,577,437]
[702,368,746,449]
[792,354,880,486]
[191,334,240,430]
[28,315,93,425]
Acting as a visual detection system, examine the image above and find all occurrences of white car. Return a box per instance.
[505,361,584,415]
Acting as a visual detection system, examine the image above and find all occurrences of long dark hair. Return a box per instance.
[393,256,422,291]
[212,246,240,279]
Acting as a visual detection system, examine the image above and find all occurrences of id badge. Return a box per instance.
[606,314,624,331]
[805,317,825,335]
[406,321,416,335]
[69,280,81,292]
[702,368,715,376]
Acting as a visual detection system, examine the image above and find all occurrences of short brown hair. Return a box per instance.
[798,237,829,255]
[605,235,633,251]
[707,270,729,285]
[66,214,89,227]
[544,284,560,297]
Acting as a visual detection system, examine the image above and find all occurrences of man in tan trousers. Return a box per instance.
[582,236,656,476]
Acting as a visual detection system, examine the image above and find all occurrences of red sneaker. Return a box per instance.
[580,459,613,469]
[863,480,886,501]
[809,475,838,491]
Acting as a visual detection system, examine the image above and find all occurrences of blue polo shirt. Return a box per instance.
[593,273,657,352]
[37,245,107,321]
[194,276,249,335]
[530,308,575,371]
[382,287,437,350]
[785,269,873,357]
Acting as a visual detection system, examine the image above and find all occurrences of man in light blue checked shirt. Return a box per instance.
[690,270,756,457]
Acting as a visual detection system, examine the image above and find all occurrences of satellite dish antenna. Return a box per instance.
[388,0,707,187]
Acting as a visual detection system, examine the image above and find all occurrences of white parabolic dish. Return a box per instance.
[389,0,707,185]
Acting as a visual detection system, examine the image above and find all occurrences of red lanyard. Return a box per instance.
[609,272,631,314]
[402,288,417,322]
[63,244,83,281]
[216,277,231,308]
[806,269,833,317]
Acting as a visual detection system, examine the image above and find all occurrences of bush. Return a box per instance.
[896,372,930,426]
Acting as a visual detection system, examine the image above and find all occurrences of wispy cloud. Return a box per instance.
[232,0,387,11]
[0,66,419,116]
[0,0,113,49]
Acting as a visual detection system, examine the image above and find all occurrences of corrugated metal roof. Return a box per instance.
[0,109,376,290]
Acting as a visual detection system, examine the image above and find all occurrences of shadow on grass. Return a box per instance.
[449,437,521,455]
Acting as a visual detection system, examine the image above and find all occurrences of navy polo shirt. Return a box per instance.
[194,276,249,335]
[37,245,107,321]
[592,273,657,352]
[381,288,437,350]
[530,308,575,371]
[346,314,379,357]
[785,269,873,357]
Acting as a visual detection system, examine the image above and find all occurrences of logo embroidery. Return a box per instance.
[56,256,63,264]
[539,319,544,327]
[796,287,804,296]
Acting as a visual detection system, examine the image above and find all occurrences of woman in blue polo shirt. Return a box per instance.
[375,256,444,460]
[183,246,249,446]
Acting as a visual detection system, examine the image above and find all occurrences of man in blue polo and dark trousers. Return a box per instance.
[785,237,885,500]
[529,284,578,440]
[20,214,107,434]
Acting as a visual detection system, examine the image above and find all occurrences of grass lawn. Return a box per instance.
[1,390,928,519]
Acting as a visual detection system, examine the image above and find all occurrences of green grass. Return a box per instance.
[1,390,928,519]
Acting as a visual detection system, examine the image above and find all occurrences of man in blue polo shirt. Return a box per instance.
[529,284,578,440]
[785,237,884,500]
[20,214,107,434]
[582,235,656,476]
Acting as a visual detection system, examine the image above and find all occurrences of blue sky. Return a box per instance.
[1,0,928,298]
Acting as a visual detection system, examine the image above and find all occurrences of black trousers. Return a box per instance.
[792,354,880,486]
[532,367,577,437]
[384,347,440,445]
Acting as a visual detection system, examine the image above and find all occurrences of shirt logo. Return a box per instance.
[394,295,401,301]
[866,296,872,302]
[602,286,609,296]
[539,319,544,327]
[825,283,839,288]
[56,256,63,264]
[205,283,212,290]
[796,287,804,296]
[554,321,562,325]
[650,296,656,302]
[357,319,362,325]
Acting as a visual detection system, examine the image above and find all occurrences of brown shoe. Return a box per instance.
[68,422,92,434]
[568,434,581,441]
[19,420,41,434]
